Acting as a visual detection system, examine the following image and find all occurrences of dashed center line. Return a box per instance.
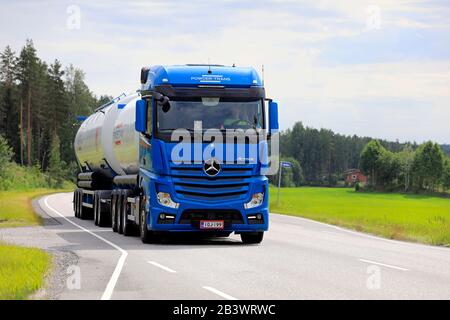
[148,261,177,273]
[358,258,409,271]
[202,286,238,300]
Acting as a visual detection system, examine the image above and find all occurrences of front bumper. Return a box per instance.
[148,206,269,233]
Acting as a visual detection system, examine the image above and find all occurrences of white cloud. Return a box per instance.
[0,0,449,143]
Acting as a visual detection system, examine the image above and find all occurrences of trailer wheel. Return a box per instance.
[111,191,118,232]
[76,190,82,218]
[240,232,264,244]
[97,192,110,227]
[73,189,77,214]
[117,191,124,234]
[93,192,99,226]
[79,192,89,220]
[74,190,79,218]
[121,191,133,236]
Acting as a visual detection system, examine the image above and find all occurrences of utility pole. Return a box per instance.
[277,161,293,207]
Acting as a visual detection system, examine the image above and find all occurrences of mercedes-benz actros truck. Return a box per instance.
[73,64,279,244]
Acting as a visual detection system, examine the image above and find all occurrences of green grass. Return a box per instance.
[0,188,72,299]
[0,188,72,228]
[269,187,450,246]
[0,243,51,299]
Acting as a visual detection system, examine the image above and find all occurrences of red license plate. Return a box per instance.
[199,220,225,230]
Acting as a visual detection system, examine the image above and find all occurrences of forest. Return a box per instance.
[0,40,110,188]
[0,40,449,193]
[274,122,450,193]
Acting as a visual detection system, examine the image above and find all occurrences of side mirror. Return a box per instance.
[140,67,150,84]
[135,99,147,133]
[268,100,279,136]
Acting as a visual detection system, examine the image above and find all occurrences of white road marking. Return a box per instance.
[358,258,409,271]
[202,286,238,300]
[43,196,128,300]
[148,261,177,273]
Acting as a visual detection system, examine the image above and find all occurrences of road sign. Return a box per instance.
[281,161,293,168]
[277,161,293,206]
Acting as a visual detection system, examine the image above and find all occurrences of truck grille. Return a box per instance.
[170,164,253,202]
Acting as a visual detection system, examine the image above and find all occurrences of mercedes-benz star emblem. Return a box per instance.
[203,158,221,177]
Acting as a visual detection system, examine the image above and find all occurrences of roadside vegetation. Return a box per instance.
[0,243,50,299]
[0,189,70,228]
[0,134,73,227]
[0,133,73,299]
[359,140,450,194]
[270,187,450,246]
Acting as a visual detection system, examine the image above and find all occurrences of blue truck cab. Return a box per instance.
[135,64,279,244]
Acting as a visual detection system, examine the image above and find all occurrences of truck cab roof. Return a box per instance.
[143,64,263,90]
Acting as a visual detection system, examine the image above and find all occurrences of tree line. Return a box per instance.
[0,40,110,186]
[273,122,450,193]
[360,140,450,193]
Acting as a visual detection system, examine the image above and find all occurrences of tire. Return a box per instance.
[117,191,124,234]
[111,191,118,232]
[73,189,77,214]
[140,201,155,244]
[74,190,79,218]
[93,192,99,226]
[121,191,133,236]
[76,190,82,218]
[97,192,110,227]
[79,191,89,220]
[76,190,81,218]
[240,232,264,244]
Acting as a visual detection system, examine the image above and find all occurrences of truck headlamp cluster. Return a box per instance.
[244,193,264,209]
[157,192,179,209]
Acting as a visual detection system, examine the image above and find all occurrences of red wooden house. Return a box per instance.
[344,169,367,185]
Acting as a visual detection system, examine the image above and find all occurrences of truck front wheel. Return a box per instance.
[240,232,264,244]
[140,206,156,244]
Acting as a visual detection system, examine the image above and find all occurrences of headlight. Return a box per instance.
[157,192,179,209]
[244,193,264,209]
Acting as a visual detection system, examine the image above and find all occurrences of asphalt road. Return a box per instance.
[26,192,450,299]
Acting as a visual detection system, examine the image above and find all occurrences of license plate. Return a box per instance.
[199,220,225,230]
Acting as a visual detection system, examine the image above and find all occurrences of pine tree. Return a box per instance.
[47,133,65,188]
[17,39,39,166]
[0,46,18,160]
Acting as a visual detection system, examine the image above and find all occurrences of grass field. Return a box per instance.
[0,244,50,299]
[269,187,450,246]
[0,188,70,228]
[0,188,70,299]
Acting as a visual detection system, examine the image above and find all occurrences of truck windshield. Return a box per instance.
[156,98,263,132]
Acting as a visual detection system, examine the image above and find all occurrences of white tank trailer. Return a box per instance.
[74,92,141,189]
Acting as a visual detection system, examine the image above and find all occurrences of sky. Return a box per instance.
[0,0,449,143]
